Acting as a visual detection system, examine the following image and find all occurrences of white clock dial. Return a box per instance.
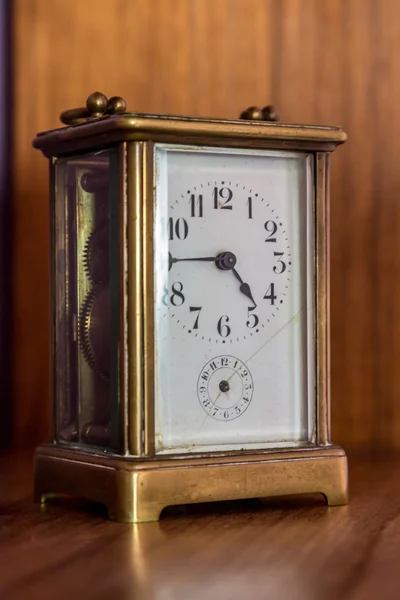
[166,180,291,342]
[154,145,315,453]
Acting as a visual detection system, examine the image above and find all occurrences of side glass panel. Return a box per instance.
[54,149,120,450]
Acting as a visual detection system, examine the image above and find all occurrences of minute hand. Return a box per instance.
[169,251,236,268]
[170,256,217,264]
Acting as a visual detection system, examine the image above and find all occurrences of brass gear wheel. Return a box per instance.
[79,284,111,381]
[83,224,110,285]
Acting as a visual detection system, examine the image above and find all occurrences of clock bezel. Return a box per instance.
[122,141,331,457]
[151,143,317,452]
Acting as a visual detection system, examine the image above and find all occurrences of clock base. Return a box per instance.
[34,444,348,523]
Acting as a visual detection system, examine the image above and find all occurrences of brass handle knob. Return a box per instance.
[239,105,280,122]
[60,91,127,126]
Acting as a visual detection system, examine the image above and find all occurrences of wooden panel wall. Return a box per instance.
[0,0,11,451]
[12,0,400,450]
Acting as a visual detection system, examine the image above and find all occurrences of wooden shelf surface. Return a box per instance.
[1,451,400,599]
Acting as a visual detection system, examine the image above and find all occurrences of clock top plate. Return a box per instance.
[33,111,347,158]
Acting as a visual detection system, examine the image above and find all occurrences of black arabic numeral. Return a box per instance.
[264,220,278,242]
[168,217,188,240]
[217,315,231,338]
[189,306,202,329]
[263,283,277,305]
[273,252,287,274]
[246,306,259,329]
[189,194,203,217]
[170,281,185,306]
[247,196,253,219]
[213,186,233,209]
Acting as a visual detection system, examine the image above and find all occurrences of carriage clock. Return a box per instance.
[33,92,348,522]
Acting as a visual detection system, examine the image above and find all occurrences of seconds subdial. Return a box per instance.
[197,355,254,421]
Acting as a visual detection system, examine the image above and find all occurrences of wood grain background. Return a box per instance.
[11,0,400,450]
[0,0,11,451]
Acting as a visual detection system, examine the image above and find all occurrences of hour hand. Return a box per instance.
[232,267,257,308]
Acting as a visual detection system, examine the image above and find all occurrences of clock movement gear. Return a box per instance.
[83,223,110,286]
[79,284,111,381]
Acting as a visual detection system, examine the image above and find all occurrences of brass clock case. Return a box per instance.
[33,93,348,522]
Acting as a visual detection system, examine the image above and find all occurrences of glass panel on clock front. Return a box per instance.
[154,145,315,453]
[54,149,120,451]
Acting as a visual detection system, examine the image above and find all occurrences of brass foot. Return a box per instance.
[34,444,348,523]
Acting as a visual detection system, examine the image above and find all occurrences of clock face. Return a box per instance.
[154,145,315,453]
